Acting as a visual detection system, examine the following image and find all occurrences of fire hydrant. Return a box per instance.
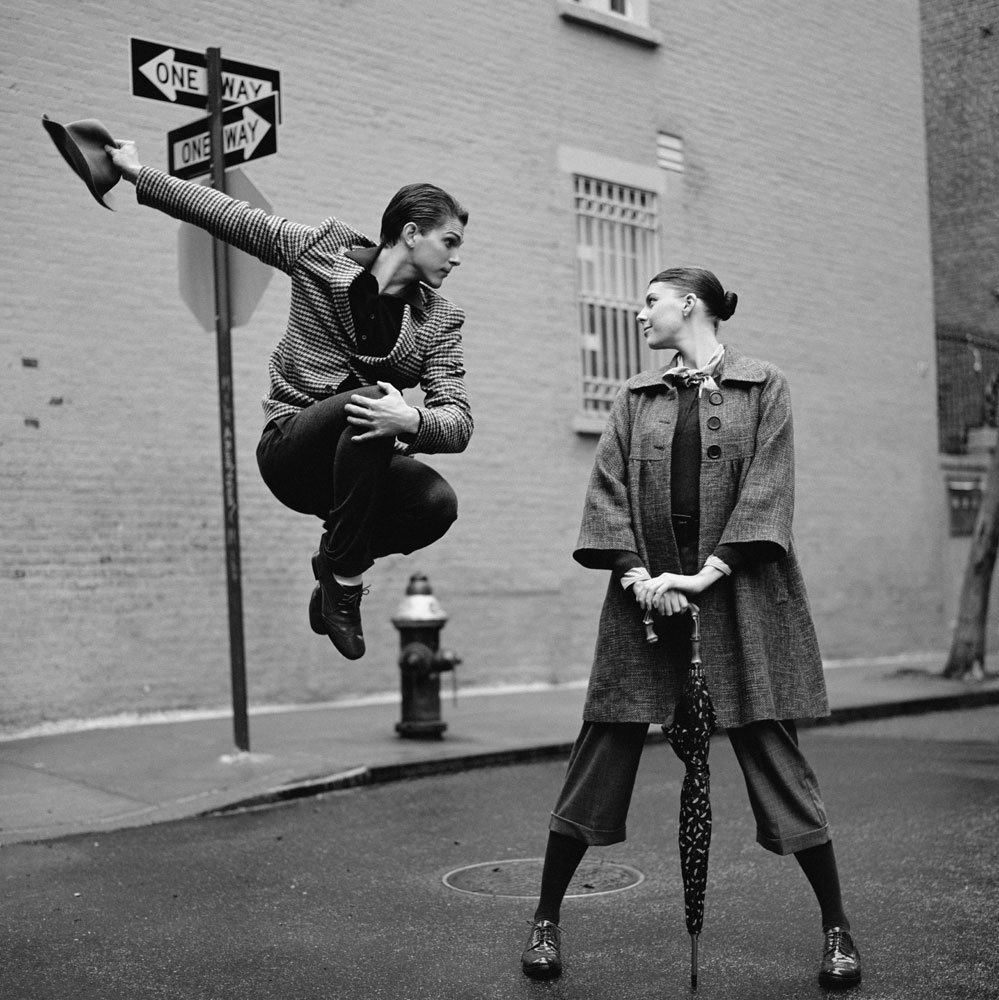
[392,573,460,739]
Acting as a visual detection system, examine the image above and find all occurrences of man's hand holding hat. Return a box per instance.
[104,141,142,185]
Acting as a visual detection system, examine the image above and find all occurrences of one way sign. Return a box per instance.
[130,37,281,119]
[168,93,278,180]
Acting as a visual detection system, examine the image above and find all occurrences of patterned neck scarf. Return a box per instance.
[664,344,725,394]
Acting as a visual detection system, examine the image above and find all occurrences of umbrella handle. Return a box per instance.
[642,610,658,643]
[687,602,700,642]
[643,603,699,644]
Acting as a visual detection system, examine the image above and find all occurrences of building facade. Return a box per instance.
[2,0,942,733]
[922,0,999,646]
[924,0,999,456]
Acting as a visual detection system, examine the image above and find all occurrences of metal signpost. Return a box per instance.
[131,40,281,752]
[206,47,248,754]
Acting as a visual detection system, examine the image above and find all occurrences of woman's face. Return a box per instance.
[637,282,691,350]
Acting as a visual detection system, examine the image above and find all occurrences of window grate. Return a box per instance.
[574,174,659,420]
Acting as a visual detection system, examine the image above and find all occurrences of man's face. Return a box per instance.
[410,216,465,288]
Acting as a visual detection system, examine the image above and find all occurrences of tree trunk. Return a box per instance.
[944,441,999,678]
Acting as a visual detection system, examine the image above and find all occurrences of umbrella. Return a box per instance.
[660,603,717,990]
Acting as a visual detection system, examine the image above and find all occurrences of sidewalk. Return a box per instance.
[3,658,999,847]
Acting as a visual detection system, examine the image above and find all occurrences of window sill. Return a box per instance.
[572,411,609,435]
[557,1,662,48]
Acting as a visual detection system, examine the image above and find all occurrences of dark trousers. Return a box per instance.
[549,718,830,855]
[255,387,458,577]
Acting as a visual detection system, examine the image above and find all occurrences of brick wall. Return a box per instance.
[920,0,999,645]
[1,0,942,733]
[922,0,999,453]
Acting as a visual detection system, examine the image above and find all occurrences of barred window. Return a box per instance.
[574,174,659,425]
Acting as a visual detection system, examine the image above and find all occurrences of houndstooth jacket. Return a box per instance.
[136,168,472,456]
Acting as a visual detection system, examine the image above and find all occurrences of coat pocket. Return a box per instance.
[630,422,671,461]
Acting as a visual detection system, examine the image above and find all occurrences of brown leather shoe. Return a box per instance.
[819,926,861,989]
[310,551,366,660]
[521,919,563,979]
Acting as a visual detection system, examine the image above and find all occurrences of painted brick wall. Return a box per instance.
[2,0,942,733]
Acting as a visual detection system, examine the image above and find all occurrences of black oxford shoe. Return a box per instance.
[819,926,862,990]
[521,919,563,979]
[310,552,366,660]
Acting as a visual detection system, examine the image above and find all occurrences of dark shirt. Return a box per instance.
[337,267,406,393]
[671,383,701,517]
[613,382,750,583]
[349,269,405,357]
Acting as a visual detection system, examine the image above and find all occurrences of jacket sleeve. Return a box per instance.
[717,369,795,556]
[573,390,642,569]
[135,167,318,274]
[402,307,473,455]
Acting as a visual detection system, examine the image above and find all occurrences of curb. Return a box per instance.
[204,689,999,820]
[809,686,999,727]
[203,741,578,818]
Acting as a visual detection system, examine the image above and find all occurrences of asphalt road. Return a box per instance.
[4,708,998,1000]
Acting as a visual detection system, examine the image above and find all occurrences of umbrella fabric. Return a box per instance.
[664,605,717,988]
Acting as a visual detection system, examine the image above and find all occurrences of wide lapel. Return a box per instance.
[715,345,769,386]
[332,247,370,345]
[628,367,673,391]
[628,365,680,451]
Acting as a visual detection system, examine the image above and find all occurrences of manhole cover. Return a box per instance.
[442,858,644,899]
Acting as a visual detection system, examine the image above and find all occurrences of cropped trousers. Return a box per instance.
[548,718,830,856]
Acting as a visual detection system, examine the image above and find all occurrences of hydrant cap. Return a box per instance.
[392,573,448,626]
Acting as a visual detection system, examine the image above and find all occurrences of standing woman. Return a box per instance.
[520,268,861,990]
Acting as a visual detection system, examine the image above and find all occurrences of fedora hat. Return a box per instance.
[42,115,120,209]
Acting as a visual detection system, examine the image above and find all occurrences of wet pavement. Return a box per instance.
[3,706,999,999]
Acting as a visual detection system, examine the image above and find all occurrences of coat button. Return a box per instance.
[707,444,722,459]
[707,416,721,430]
[709,391,723,405]
[324,384,334,393]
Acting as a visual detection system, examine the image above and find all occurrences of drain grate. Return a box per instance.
[442,858,644,899]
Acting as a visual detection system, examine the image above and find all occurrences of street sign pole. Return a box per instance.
[207,47,249,753]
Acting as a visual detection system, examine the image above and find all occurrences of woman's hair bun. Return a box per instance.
[719,290,738,321]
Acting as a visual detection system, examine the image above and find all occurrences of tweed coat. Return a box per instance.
[574,346,828,729]
[136,168,472,457]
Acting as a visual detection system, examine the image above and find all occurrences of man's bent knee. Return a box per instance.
[427,479,459,527]
[399,478,458,554]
